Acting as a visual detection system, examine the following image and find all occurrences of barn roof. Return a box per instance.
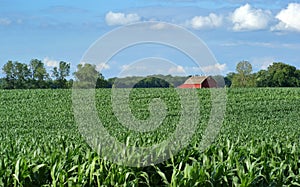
[183,76,209,84]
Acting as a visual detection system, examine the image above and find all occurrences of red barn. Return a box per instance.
[178,76,217,88]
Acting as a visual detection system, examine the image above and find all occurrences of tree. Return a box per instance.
[2,61,15,89]
[236,60,252,75]
[133,77,171,88]
[224,72,235,87]
[96,77,110,88]
[2,61,30,89]
[295,70,300,87]
[255,70,269,87]
[29,59,49,88]
[13,62,31,88]
[232,61,255,87]
[73,63,108,88]
[266,62,299,87]
[52,61,70,88]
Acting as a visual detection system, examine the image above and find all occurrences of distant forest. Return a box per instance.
[1,59,300,89]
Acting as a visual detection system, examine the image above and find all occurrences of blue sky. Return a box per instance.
[0,0,300,78]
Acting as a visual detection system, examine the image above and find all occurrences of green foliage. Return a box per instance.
[2,59,300,89]
[1,59,73,89]
[256,62,300,87]
[2,61,31,89]
[224,72,235,87]
[236,60,252,75]
[30,59,48,81]
[232,61,256,88]
[51,61,71,89]
[29,59,49,88]
[74,63,99,83]
[73,63,109,88]
[1,88,300,186]
[227,61,300,88]
[109,74,187,88]
[230,62,300,88]
[133,77,171,88]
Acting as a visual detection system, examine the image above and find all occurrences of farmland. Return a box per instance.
[1,88,300,186]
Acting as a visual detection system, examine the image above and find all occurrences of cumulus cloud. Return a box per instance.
[78,62,110,71]
[272,3,300,32]
[121,64,130,71]
[168,65,185,74]
[44,57,59,67]
[188,13,223,29]
[120,64,151,72]
[230,4,271,31]
[252,57,274,70]
[150,22,170,30]
[202,63,227,74]
[120,63,186,76]
[0,18,11,25]
[105,11,141,26]
[96,63,110,71]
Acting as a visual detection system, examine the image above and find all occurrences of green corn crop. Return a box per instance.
[0,88,300,186]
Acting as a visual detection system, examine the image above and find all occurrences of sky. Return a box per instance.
[0,0,300,78]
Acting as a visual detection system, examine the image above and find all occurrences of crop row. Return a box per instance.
[0,88,300,186]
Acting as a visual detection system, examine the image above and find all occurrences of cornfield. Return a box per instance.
[1,88,300,186]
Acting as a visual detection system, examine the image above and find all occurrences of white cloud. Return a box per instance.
[230,4,271,31]
[220,41,300,50]
[119,64,160,77]
[119,64,186,76]
[44,57,59,67]
[150,22,169,30]
[105,11,141,26]
[188,13,223,29]
[261,63,272,70]
[272,3,300,32]
[178,63,227,75]
[78,62,110,71]
[121,64,130,71]
[220,41,274,47]
[120,64,149,72]
[0,18,11,25]
[168,65,185,74]
[252,57,274,70]
[202,63,227,74]
[96,63,110,71]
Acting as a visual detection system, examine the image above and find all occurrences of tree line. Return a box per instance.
[0,59,188,89]
[1,59,299,89]
[0,59,114,89]
[1,59,72,89]
[226,61,300,88]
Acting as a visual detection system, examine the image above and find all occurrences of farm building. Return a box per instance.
[178,76,217,88]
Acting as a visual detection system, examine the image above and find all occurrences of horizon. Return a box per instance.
[0,0,300,79]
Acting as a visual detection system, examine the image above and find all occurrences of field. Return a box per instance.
[1,88,300,186]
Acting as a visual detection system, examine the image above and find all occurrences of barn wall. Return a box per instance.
[202,79,217,88]
[177,76,218,88]
[178,84,201,88]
